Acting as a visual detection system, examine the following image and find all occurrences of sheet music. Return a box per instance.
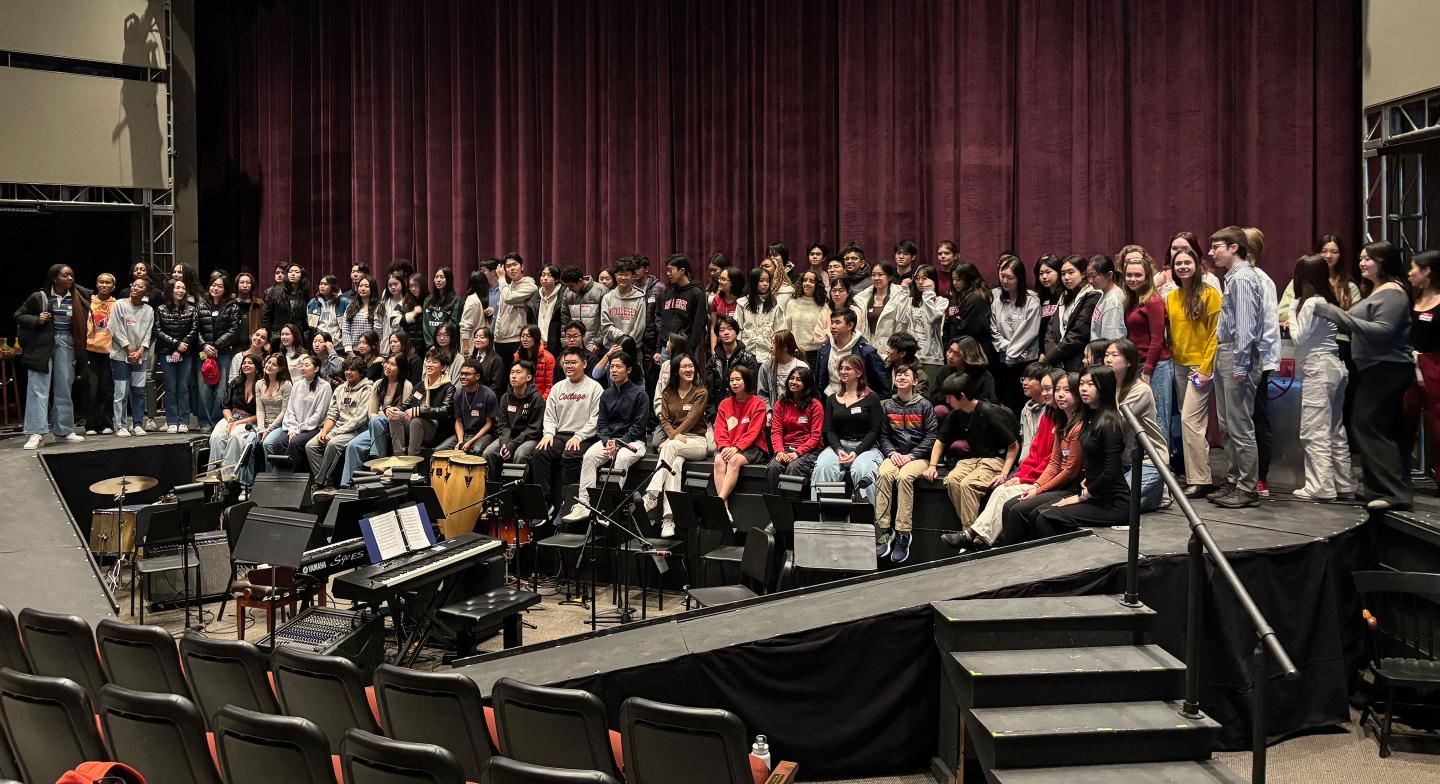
[396,504,434,549]
[368,512,408,562]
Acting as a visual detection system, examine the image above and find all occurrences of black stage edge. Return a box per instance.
[458,501,1377,779]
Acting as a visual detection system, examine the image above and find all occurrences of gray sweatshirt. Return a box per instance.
[281,377,334,434]
[542,375,603,438]
[494,276,539,343]
[109,298,154,363]
[326,378,375,435]
[1314,286,1413,370]
[599,286,647,348]
[1091,286,1127,341]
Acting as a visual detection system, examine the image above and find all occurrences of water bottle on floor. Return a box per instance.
[751,734,771,772]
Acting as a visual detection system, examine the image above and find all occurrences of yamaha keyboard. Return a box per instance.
[332,533,502,602]
[299,537,368,580]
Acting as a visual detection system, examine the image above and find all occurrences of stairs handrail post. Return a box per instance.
[1252,641,1269,784]
[1181,533,1205,719]
[1122,434,1143,607]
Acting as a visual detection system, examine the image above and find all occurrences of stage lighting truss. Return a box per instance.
[1364,86,1440,256]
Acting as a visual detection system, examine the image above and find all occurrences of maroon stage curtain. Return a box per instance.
[198,0,1358,282]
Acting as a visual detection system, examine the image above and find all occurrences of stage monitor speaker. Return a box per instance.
[143,531,231,605]
[252,472,310,510]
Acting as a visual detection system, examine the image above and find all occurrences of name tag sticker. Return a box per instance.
[741,417,750,424]
[470,409,480,417]
[682,404,693,411]
[850,406,862,414]
[1422,312,1435,322]
[506,405,517,412]
[797,416,808,423]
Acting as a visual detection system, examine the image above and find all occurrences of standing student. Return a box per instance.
[340,274,386,355]
[306,274,342,343]
[811,355,885,502]
[439,358,499,455]
[804,242,831,287]
[16,264,92,448]
[761,244,796,306]
[560,352,648,524]
[1243,227,1282,497]
[934,373,1020,546]
[1042,255,1100,371]
[263,353,332,470]
[813,279,862,350]
[1088,255,1126,340]
[195,274,241,430]
[841,243,874,294]
[535,264,570,354]
[855,262,909,353]
[891,240,920,285]
[787,270,828,368]
[1314,240,1415,510]
[1405,251,1440,489]
[421,267,462,349]
[905,265,949,392]
[482,359,545,480]
[233,271,265,338]
[966,368,1062,550]
[990,255,1041,415]
[705,315,760,420]
[943,261,995,361]
[643,352,710,534]
[387,349,455,456]
[711,365,769,510]
[1032,253,1064,342]
[154,278,199,433]
[263,263,308,349]
[935,241,960,293]
[494,254,539,369]
[710,266,743,324]
[1207,227,1264,508]
[458,268,491,356]
[1032,365,1132,532]
[562,266,606,344]
[766,366,826,493]
[1121,247,1172,454]
[83,273,118,435]
[1166,247,1222,497]
[736,266,788,367]
[337,262,368,312]
[872,364,939,564]
[599,257,647,352]
[110,277,154,437]
[1291,254,1356,501]
[531,347,604,513]
[385,272,424,348]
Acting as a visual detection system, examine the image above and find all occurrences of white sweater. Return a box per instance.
[542,376,603,438]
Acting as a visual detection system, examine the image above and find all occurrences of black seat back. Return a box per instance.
[223,500,258,553]
[16,608,107,698]
[0,606,27,675]
[1354,570,1440,666]
[481,757,623,784]
[177,634,279,726]
[271,645,380,753]
[490,677,618,776]
[372,664,493,780]
[739,527,776,593]
[98,684,220,784]
[0,668,107,784]
[340,728,463,784]
[619,696,752,784]
[96,618,190,697]
[214,704,335,784]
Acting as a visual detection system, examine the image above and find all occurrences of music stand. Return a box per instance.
[232,509,321,637]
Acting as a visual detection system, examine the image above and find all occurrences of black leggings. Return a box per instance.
[1035,494,1130,532]
[998,489,1071,546]
[1253,370,1272,483]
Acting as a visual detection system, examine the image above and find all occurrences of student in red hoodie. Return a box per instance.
[766,366,826,492]
[712,364,768,512]
[514,324,556,398]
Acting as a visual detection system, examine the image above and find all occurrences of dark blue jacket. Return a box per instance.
[598,378,649,444]
[815,335,891,399]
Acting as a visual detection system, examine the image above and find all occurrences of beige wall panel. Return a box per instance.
[0,0,166,69]
[1364,0,1440,107]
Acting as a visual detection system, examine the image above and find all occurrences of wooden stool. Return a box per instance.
[234,567,324,639]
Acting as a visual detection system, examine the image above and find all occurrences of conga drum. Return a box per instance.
[433,452,487,538]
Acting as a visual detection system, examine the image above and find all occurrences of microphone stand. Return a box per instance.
[576,494,658,630]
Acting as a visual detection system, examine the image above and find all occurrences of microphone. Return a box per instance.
[616,440,640,453]
[852,476,874,504]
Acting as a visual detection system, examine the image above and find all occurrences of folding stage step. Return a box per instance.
[967,700,1220,770]
[948,644,1185,708]
[933,595,1156,653]
[986,759,1245,784]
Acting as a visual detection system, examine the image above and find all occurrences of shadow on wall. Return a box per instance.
[114,9,166,189]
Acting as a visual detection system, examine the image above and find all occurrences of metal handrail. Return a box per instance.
[1118,404,1298,784]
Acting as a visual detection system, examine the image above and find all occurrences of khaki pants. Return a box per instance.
[1174,363,1213,485]
[943,457,1005,528]
[874,458,929,532]
[971,481,1033,545]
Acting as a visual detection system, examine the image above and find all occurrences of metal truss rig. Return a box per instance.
[1363,86,1440,253]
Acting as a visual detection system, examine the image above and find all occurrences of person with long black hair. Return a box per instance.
[16,264,92,448]
[855,261,909,353]
[1032,365,1131,531]
[1032,253,1064,338]
[458,268,491,356]
[384,272,423,347]
[1088,255,1126,341]
[737,266,788,367]
[422,266,463,349]
[233,271,265,339]
[1404,251,1440,491]
[991,255,1041,415]
[154,278,199,433]
[265,352,333,470]
[263,263,308,350]
[1291,254,1356,501]
[905,265,948,392]
[1103,338,1166,510]
[766,365,826,492]
[209,352,258,486]
[195,273,241,430]
[786,270,828,367]
[1042,255,1099,371]
[943,260,995,361]
[642,352,709,534]
[341,274,386,356]
[1314,240,1415,510]
[966,367,1064,550]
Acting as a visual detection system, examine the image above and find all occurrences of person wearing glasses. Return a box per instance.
[1205,227,1265,509]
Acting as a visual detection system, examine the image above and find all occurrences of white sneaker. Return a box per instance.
[101,428,113,435]
[178,424,189,433]
[63,433,85,443]
[237,489,249,502]
[85,429,98,436]
[132,426,147,437]
[23,434,43,450]
[660,519,676,538]
[166,425,178,434]
[115,428,131,439]
[561,504,590,523]
[144,418,157,431]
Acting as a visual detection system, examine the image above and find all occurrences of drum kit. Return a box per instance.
[87,474,158,592]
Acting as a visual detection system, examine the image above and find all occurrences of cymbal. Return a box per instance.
[364,455,424,472]
[89,475,158,495]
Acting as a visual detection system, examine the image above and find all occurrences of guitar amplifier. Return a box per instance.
[143,531,232,605]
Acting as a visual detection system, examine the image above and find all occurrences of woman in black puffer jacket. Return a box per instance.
[154,279,200,432]
[195,273,242,429]
[263,263,309,350]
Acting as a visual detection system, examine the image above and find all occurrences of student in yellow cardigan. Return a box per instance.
[1165,246,1222,498]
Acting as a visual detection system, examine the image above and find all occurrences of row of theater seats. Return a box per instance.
[0,605,795,784]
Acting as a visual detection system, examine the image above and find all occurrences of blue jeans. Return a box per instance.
[1125,461,1165,512]
[810,439,884,502]
[161,354,194,426]
[25,332,76,436]
[195,353,231,429]
[1149,359,1175,453]
[209,421,258,483]
[340,416,392,487]
[262,427,291,469]
[111,358,147,429]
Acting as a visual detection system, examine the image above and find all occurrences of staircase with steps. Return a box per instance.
[932,594,1243,783]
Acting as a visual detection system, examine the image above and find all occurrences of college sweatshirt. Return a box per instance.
[542,375,603,439]
[599,285,648,348]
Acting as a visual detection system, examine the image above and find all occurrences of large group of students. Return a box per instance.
[16,229,1435,564]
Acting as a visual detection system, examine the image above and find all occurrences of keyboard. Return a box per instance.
[332,533,501,602]
[299,537,368,580]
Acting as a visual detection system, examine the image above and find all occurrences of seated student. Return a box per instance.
[811,355,885,502]
[872,363,939,564]
[712,365,769,511]
[963,368,1065,550]
[306,357,375,495]
[765,366,826,493]
[208,353,259,487]
[995,371,1087,547]
[815,308,890,399]
[482,359,545,480]
[532,347,604,515]
[643,352,709,536]
[1030,365,1131,533]
[341,354,412,488]
[883,332,930,400]
[264,353,334,470]
[388,348,455,456]
[438,358,499,455]
[1103,338,1166,511]
[561,352,649,523]
[1015,362,1053,461]
[933,373,1019,547]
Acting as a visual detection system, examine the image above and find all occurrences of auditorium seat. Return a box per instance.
[481,757,622,784]
[371,665,497,781]
[0,605,27,675]
[619,696,796,784]
[97,684,220,784]
[271,646,382,753]
[96,618,191,697]
[16,608,108,699]
[177,634,279,727]
[0,668,107,784]
[340,729,464,784]
[686,527,774,609]
[490,678,622,778]
[213,704,338,784]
